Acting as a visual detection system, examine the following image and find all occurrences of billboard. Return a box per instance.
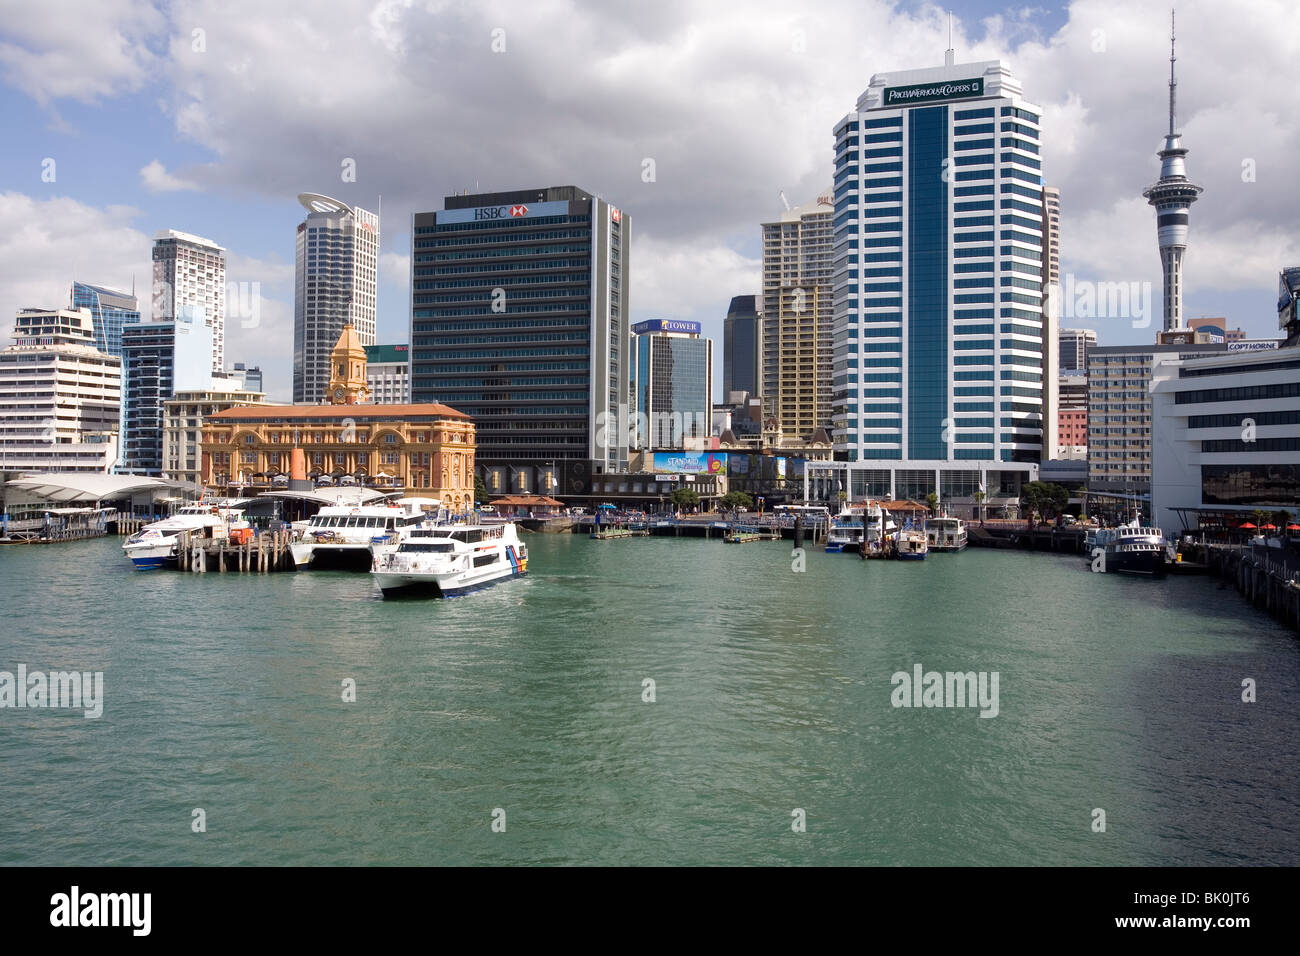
[631,319,701,336]
[438,200,570,225]
[650,452,727,475]
[884,77,984,106]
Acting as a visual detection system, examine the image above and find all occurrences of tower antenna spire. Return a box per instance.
[944,11,955,65]
[1168,8,1177,137]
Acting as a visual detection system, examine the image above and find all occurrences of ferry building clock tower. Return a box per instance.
[327,323,371,405]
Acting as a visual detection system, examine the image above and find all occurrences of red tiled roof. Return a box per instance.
[208,402,470,420]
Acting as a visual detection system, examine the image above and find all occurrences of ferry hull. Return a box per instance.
[124,542,178,569]
[1105,550,1167,577]
[374,566,524,598]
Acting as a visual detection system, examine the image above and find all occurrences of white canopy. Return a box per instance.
[4,473,199,504]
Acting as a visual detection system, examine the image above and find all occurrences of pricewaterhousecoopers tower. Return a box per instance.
[1141,11,1203,332]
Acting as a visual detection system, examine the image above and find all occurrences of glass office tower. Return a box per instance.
[410,186,629,497]
[828,56,1045,503]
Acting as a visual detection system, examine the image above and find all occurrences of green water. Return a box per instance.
[0,533,1296,865]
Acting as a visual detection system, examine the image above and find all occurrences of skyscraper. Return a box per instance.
[0,309,121,473]
[723,294,762,400]
[828,53,1044,502]
[1058,328,1097,371]
[70,281,140,358]
[409,186,628,497]
[293,193,379,405]
[1142,12,1202,332]
[761,194,834,441]
[152,230,225,373]
[119,307,214,475]
[631,320,713,452]
[1040,186,1061,458]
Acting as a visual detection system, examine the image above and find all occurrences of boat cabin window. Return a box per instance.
[399,542,455,553]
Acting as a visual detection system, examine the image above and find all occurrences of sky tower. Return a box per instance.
[1142,10,1203,331]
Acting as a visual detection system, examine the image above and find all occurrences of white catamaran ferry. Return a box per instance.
[122,503,247,569]
[289,498,439,569]
[370,523,528,597]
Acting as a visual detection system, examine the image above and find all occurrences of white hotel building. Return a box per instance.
[0,309,121,473]
[1151,344,1299,535]
[817,55,1045,508]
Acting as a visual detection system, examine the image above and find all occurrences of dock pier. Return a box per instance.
[176,529,297,573]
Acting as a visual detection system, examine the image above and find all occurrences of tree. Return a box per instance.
[670,487,699,510]
[473,476,489,505]
[924,492,939,516]
[1020,481,1069,524]
[720,491,754,511]
[973,490,986,523]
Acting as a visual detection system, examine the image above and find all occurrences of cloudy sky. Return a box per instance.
[1,0,1296,401]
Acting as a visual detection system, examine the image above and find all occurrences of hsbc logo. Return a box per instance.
[611,207,621,223]
[473,204,529,221]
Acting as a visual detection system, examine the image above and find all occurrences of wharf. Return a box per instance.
[724,529,781,543]
[174,529,297,573]
[589,527,649,540]
[575,516,828,545]
[1184,542,1300,632]
[967,523,1087,553]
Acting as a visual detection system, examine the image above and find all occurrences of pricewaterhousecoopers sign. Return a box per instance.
[884,77,984,106]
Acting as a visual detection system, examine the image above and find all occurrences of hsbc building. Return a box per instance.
[411,186,630,497]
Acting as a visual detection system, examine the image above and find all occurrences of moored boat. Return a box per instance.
[1098,524,1169,577]
[924,516,967,552]
[122,503,247,569]
[892,526,929,560]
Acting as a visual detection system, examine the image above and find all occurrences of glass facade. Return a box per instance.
[1201,464,1300,507]
[119,309,213,475]
[832,62,1045,473]
[409,186,628,474]
[633,332,712,451]
[907,105,949,459]
[70,281,140,358]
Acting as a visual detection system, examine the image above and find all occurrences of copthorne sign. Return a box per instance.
[883,77,984,106]
[631,319,701,335]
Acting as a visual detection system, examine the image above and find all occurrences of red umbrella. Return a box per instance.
[1238,522,1257,529]
[1262,523,1277,530]
[1288,524,1300,531]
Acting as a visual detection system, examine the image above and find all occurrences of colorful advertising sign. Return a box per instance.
[650,452,727,475]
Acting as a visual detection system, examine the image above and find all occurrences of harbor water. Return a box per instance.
[1,534,1297,865]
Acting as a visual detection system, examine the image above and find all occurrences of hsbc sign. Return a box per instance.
[473,205,526,220]
[441,199,569,225]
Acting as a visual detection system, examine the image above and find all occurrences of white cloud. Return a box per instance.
[139,159,200,192]
[0,192,152,337]
[0,0,164,104]
[4,0,1298,362]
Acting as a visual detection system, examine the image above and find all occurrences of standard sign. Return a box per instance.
[883,77,984,106]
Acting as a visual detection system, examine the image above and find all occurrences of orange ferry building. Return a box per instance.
[200,325,476,508]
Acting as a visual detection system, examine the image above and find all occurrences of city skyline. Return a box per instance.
[0,1,1295,403]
